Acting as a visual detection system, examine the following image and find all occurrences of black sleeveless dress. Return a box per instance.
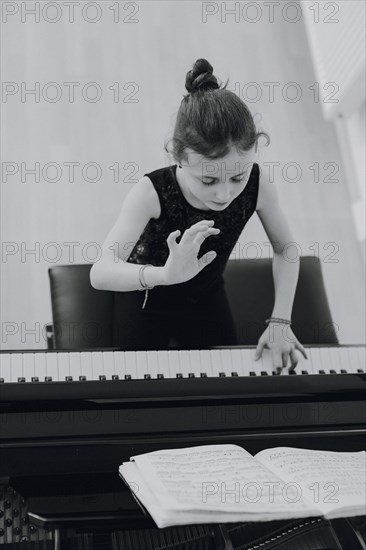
[113,163,260,350]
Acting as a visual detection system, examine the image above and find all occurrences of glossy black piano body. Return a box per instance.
[0,346,365,548]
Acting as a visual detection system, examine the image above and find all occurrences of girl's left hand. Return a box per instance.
[255,325,308,374]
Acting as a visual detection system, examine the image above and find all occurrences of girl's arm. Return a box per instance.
[254,170,307,370]
[255,171,299,320]
[90,177,167,292]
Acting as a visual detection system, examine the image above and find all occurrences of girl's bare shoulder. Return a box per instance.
[256,165,279,212]
[128,175,161,220]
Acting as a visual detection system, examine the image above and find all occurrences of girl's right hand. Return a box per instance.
[163,220,220,285]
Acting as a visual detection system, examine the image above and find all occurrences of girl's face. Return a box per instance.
[176,147,258,211]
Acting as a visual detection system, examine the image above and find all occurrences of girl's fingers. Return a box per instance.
[289,348,298,372]
[166,230,181,249]
[295,341,308,359]
[282,352,289,369]
[180,221,215,244]
[193,227,220,245]
[197,250,217,270]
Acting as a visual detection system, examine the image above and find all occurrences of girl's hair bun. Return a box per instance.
[185,58,220,94]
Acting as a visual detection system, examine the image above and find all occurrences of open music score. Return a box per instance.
[0,346,365,383]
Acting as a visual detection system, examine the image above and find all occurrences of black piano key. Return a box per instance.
[45,376,52,382]
[289,370,297,375]
[0,378,4,383]
[157,373,164,379]
[79,375,86,381]
[124,374,132,380]
[341,369,348,373]
[329,370,337,374]
[176,373,183,379]
[249,371,256,376]
[188,373,195,378]
[231,372,238,377]
[200,372,207,378]
[31,376,39,382]
[18,377,25,383]
[66,376,73,381]
[112,375,119,380]
[144,374,151,380]
[301,370,309,375]
[319,369,326,374]
[260,371,268,376]
[99,375,106,381]
[357,369,364,373]
[219,372,226,377]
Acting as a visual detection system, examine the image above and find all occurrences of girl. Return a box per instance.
[90,59,307,373]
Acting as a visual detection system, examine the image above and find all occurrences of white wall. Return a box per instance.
[1,0,365,349]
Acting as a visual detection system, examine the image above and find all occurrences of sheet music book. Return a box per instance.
[119,444,366,528]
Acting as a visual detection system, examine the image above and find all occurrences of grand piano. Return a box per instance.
[1,345,366,548]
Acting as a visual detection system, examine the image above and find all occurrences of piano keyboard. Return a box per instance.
[0,346,365,383]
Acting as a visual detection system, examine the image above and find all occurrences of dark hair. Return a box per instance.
[165,58,270,165]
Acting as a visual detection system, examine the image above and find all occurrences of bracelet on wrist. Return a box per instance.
[265,317,292,326]
[138,264,154,309]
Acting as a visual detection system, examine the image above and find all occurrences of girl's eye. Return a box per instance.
[201,177,245,186]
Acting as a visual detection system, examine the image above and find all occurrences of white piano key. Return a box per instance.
[147,350,160,378]
[113,351,126,379]
[22,353,35,381]
[238,348,253,376]
[91,352,104,380]
[45,352,58,381]
[199,349,213,377]
[323,347,344,374]
[246,347,262,376]
[260,349,273,374]
[306,348,321,375]
[10,354,24,382]
[135,351,149,379]
[317,347,333,374]
[327,347,342,373]
[102,351,115,380]
[230,348,243,376]
[167,350,180,378]
[80,351,92,380]
[124,351,138,380]
[157,350,171,378]
[58,352,70,381]
[344,347,359,374]
[0,354,11,382]
[294,347,308,373]
[34,352,47,381]
[69,352,82,381]
[356,346,365,372]
[337,347,352,373]
[188,350,201,377]
[219,349,232,376]
[209,349,222,377]
[178,350,191,378]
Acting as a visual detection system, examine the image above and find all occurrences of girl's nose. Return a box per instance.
[215,184,231,201]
